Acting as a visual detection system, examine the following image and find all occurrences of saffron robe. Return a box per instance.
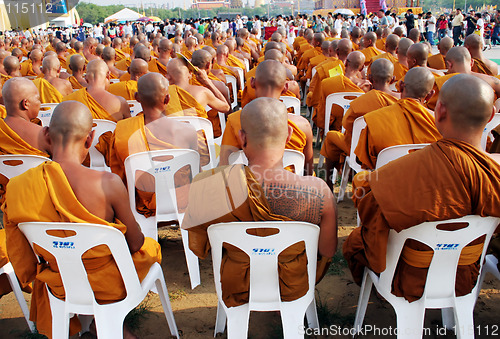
[360,46,382,66]
[108,80,138,101]
[20,60,39,77]
[62,89,117,122]
[68,76,85,90]
[32,78,63,103]
[427,53,446,70]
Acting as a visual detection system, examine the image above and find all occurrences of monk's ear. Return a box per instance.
[85,130,95,149]
[237,129,247,148]
[42,126,51,147]
[164,93,170,106]
[470,58,474,70]
[389,76,396,85]
[286,125,293,144]
[282,81,289,94]
[250,76,256,89]
[134,91,140,103]
[434,100,447,123]
[424,89,435,104]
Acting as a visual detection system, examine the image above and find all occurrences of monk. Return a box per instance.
[102,46,126,79]
[109,72,199,217]
[108,59,148,101]
[354,67,442,170]
[182,37,197,59]
[183,97,337,307]
[220,60,314,176]
[55,42,68,70]
[4,101,161,337]
[0,50,10,76]
[297,33,324,91]
[20,48,42,77]
[375,27,388,51]
[360,32,382,66]
[63,59,130,122]
[120,45,158,81]
[112,37,128,62]
[350,27,363,50]
[321,59,400,189]
[427,37,453,70]
[393,38,413,81]
[367,34,399,74]
[344,73,500,303]
[305,40,330,81]
[67,54,87,89]
[33,56,72,103]
[11,48,24,62]
[224,39,246,70]
[214,44,241,82]
[314,51,369,132]
[1,56,21,84]
[82,37,99,62]
[406,43,444,77]
[155,38,173,76]
[464,34,499,76]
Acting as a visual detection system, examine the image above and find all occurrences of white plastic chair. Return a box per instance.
[169,116,217,170]
[337,116,366,202]
[243,58,250,72]
[280,96,301,116]
[89,119,116,172]
[38,103,59,127]
[375,144,430,169]
[124,149,202,289]
[0,262,36,332]
[480,113,500,151]
[225,74,238,110]
[235,67,244,90]
[317,92,363,167]
[353,215,500,339]
[109,78,120,84]
[18,222,179,339]
[0,154,48,179]
[127,100,143,117]
[479,254,500,287]
[228,149,305,176]
[208,221,320,338]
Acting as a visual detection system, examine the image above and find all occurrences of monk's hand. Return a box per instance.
[195,69,210,86]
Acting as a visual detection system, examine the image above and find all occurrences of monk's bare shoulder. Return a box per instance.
[288,114,312,134]
[487,152,500,165]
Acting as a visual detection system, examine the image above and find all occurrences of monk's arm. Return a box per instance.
[62,80,73,96]
[105,173,145,253]
[118,97,131,119]
[294,116,314,176]
[286,81,301,99]
[213,81,232,110]
[318,181,338,258]
[196,70,231,113]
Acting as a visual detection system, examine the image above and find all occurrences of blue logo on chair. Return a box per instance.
[154,166,171,173]
[252,248,276,255]
[435,243,459,250]
[52,241,75,249]
[41,113,52,118]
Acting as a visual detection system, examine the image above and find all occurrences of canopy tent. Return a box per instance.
[104,8,142,24]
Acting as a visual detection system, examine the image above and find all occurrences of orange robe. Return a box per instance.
[114,48,127,62]
[62,89,116,122]
[306,58,345,108]
[115,57,131,71]
[20,60,39,77]
[222,110,306,154]
[320,90,398,163]
[354,98,442,170]
[0,105,6,119]
[344,139,500,302]
[189,75,225,138]
[427,53,446,70]
[313,75,363,132]
[297,47,322,79]
[226,54,245,70]
[366,52,397,74]
[4,161,161,337]
[0,73,12,86]
[107,80,138,101]
[360,46,382,66]
[32,78,63,103]
[57,55,68,69]
[293,36,307,51]
[375,38,386,51]
[393,61,409,81]
[305,54,328,80]
[182,164,308,307]
[472,58,495,76]
[68,76,85,90]
[153,59,168,77]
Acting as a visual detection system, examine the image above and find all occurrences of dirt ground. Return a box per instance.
[1,194,499,339]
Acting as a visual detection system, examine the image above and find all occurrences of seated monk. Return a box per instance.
[360,32,382,66]
[297,33,324,91]
[367,34,399,74]
[343,74,500,303]
[119,45,158,81]
[109,72,199,217]
[19,38,29,57]
[408,27,421,43]
[102,46,126,79]
[33,56,72,103]
[464,34,498,76]
[112,37,128,62]
[407,43,444,77]
[63,59,130,122]
[4,101,161,337]
[314,51,369,132]
[393,37,414,81]
[220,60,314,176]
[67,54,88,89]
[95,44,105,59]
[214,45,241,83]
[182,97,337,308]
[223,39,246,70]
[354,67,442,170]
[11,48,24,62]
[82,37,100,62]
[55,41,68,70]
[304,40,330,82]
[155,38,173,77]
[1,56,21,85]
[182,36,197,59]
[427,37,453,70]
[20,48,42,77]
[0,50,10,76]
[108,59,148,100]
[321,58,400,189]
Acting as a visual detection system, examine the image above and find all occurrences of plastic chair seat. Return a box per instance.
[481,113,500,151]
[280,96,301,116]
[127,100,143,117]
[38,103,59,127]
[89,119,116,172]
[375,144,430,169]
[228,149,305,175]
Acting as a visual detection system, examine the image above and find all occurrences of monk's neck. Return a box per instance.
[344,68,358,78]
[401,96,425,105]
[158,55,170,64]
[373,83,393,94]
[248,159,286,182]
[87,81,106,91]
[52,146,86,166]
[143,109,165,124]
[105,60,115,68]
[398,57,408,68]
[469,50,481,59]
[449,66,468,74]
[43,72,58,80]
[4,113,32,124]
[338,56,348,64]
[387,49,397,57]
[443,133,483,150]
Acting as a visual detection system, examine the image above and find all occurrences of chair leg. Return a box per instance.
[93,310,127,339]
[394,303,426,339]
[48,294,71,339]
[225,305,250,339]
[353,269,372,337]
[441,307,455,330]
[454,296,476,339]
[214,301,227,337]
[305,298,319,329]
[281,305,308,339]
[3,265,35,332]
[155,277,180,338]
[337,161,351,203]
[180,229,201,289]
[318,155,325,168]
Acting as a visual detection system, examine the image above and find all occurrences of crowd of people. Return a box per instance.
[0,6,499,338]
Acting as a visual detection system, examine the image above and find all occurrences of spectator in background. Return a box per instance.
[452,8,464,45]
[475,13,484,43]
[465,11,477,37]
[493,10,500,46]
[425,12,436,45]
[405,9,415,33]
[418,13,425,42]
[437,14,448,41]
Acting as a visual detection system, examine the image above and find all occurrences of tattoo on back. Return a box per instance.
[262,182,324,225]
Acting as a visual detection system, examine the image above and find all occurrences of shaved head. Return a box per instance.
[445,46,472,72]
[2,77,39,114]
[364,32,377,47]
[191,49,212,69]
[159,38,173,52]
[166,58,189,81]
[216,44,229,56]
[42,56,60,72]
[393,27,404,37]
[370,58,394,83]
[337,39,353,59]
[129,58,149,80]
[464,34,483,50]
[102,46,116,62]
[402,67,435,99]
[264,49,284,62]
[30,49,43,62]
[49,101,93,144]
[55,42,66,54]
[407,43,429,67]
[74,41,83,53]
[385,34,400,52]
[137,72,169,106]
[438,37,454,56]
[4,56,20,74]
[95,44,104,57]
[397,38,414,57]
[241,97,288,148]
[346,51,365,71]
[408,28,420,43]
[11,48,23,59]
[438,74,494,130]
[313,33,325,46]
[255,60,287,91]
[69,54,86,72]
[133,45,151,62]
[0,50,10,64]
[86,59,109,81]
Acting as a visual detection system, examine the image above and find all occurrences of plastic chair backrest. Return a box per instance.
[243,58,250,72]
[481,113,500,150]
[124,149,200,228]
[375,144,430,169]
[89,119,117,171]
[208,221,319,308]
[127,100,143,117]
[324,92,363,137]
[224,74,238,110]
[379,216,500,301]
[0,154,48,179]
[168,116,217,170]
[227,150,305,175]
[38,103,59,127]
[280,96,301,116]
[236,68,244,90]
[348,116,367,173]
[18,222,143,307]
[109,78,120,84]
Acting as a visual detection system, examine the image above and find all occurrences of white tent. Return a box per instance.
[104,8,142,24]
